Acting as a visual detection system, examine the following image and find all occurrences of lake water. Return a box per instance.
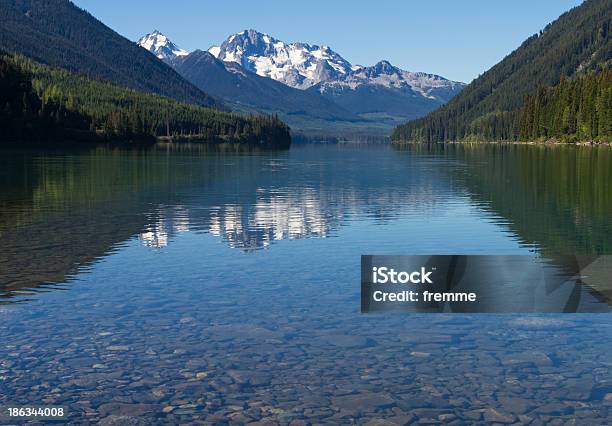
[0,143,611,424]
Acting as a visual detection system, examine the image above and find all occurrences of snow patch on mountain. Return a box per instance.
[208,45,221,57]
[317,60,465,101]
[210,29,352,89]
[137,30,189,60]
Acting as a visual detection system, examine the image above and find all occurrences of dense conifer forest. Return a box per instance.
[518,70,612,142]
[0,54,291,147]
[392,0,611,144]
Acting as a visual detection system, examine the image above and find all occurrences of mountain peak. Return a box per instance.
[372,60,398,74]
[212,30,352,89]
[137,30,189,61]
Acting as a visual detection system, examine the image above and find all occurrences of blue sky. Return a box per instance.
[73,0,582,83]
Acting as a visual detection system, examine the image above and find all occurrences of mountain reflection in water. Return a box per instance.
[0,143,610,304]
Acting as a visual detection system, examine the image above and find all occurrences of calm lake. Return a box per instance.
[0,143,611,423]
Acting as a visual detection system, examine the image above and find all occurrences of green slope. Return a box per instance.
[0,0,218,107]
[0,53,291,147]
[392,0,611,143]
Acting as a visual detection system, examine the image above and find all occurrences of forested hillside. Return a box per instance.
[0,0,217,107]
[0,53,91,141]
[519,70,611,142]
[0,54,291,147]
[392,0,611,143]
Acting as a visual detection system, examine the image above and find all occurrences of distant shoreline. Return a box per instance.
[392,139,612,147]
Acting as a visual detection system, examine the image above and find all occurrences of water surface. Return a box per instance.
[0,144,610,423]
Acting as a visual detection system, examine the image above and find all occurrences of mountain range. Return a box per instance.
[0,0,464,141]
[2,0,603,144]
[138,29,465,137]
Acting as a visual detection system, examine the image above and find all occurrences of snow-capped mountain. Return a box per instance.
[317,60,465,102]
[171,50,358,122]
[208,29,352,89]
[207,30,464,100]
[135,28,466,136]
[137,30,189,61]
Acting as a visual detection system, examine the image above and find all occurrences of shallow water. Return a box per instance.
[0,144,610,424]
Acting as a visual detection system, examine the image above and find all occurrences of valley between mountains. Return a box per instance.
[138,29,465,139]
[1,0,608,146]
